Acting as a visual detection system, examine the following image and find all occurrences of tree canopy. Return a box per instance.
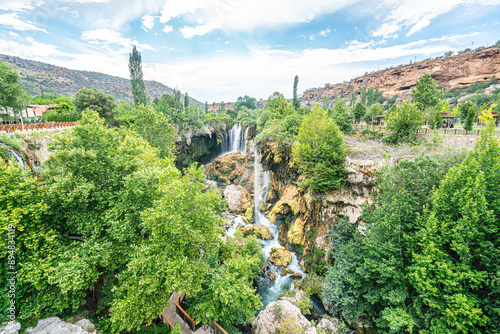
[0,60,28,118]
[293,104,346,191]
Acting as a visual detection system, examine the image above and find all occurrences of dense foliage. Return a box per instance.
[128,46,147,107]
[0,59,28,120]
[293,105,346,192]
[323,119,499,333]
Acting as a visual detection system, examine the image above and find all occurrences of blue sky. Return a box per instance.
[0,0,499,103]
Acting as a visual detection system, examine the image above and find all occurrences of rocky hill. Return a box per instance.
[0,54,203,106]
[302,47,500,106]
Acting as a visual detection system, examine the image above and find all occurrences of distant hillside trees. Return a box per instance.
[128,46,147,107]
[0,59,28,119]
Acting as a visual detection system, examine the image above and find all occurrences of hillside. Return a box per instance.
[0,54,203,106]
[302,47,500,106]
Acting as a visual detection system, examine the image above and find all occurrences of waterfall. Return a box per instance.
[252,146,306,309]
[215,124,248,159]
[1,143,27,171]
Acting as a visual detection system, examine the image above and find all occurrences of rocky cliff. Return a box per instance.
[302,47,500,106]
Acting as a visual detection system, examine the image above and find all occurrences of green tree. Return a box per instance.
[409,120,500,333]
[385,102,423,143]
[126,106,176,159]
[128,46,147,107]
[353,102,367,121]
[464,103,477,131]
[110,164,224,332]
[349,86,356,108]
[323,152,465,333]
[73,88,117,121]
[411,73,442,111]
[457,100,476,121]
[293,75,300,110]
[329,100,353,134]
[363,103,384,125]
[293,104,347,192]
[171,323,182,334]
[0,60,28,119]
[235,95,257,111]
[184,92,189,108]
[359,87,367,105]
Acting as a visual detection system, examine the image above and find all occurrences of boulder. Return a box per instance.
[280,268,287,276]
[317,317,341,334]
[268,247,292,267]
[223,185,252,213]
[25,317,96,334]
[1,321,21,334]
[290,273,303,279]
[268,270,276,281]
[286,269,294,274]
[252,300,317,334]
[239,225,273,240]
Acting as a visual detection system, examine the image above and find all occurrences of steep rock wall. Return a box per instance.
[302,47,500,106]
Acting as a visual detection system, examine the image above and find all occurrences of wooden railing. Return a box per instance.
[172,291,228,334]
[0,122,77,133]
[174,292,204,332]
[209,322,229,334]
[160,313,174,331]
[357,124,483,136]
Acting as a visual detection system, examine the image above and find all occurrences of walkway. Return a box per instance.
[161,293,211,334]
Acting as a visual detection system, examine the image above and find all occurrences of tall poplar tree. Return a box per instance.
[128,46,147,107]
[293,75,300,110]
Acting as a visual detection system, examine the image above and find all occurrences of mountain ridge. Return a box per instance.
[0,54,203,107]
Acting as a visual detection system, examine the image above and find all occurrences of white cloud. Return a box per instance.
[0,13,48,33]
[143,38,458,102]
[81,29,155,52]
[142,15,155,31]
[318,28,331,37]
[0,0,44,11]
[163,25,173,33]
[374,0,500,38]
[160,0,356,37]
[180,21,221,39]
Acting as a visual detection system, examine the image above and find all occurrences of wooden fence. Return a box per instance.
[358,124,482,136]
[172,291,228,334]
[0,122,77,133]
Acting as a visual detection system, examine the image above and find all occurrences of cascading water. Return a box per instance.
[0,143,27,171]
[252,146,305,308]
[215,123,248,159]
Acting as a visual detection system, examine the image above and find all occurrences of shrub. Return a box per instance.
[385,102,423,144]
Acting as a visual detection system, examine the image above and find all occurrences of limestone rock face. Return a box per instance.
[317,317,341,334]
[25,317,96,334]
[252,300,316,334]
[22,135,52,174]
[239,224,273,240]
[223,185,252,213]
[268,247,292,267]
[302,47,500,106]
[0,321,21,334]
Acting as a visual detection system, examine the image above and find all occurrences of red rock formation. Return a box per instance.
[301,47,500,106]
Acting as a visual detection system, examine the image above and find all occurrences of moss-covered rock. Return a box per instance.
[280,268,287,276]
[268,270,276,281]
[268,247,292,267]
[239,225,273,240]
[245,204,254,223]
[288,216,307,246]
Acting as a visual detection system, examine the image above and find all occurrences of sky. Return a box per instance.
[0,0,499,103]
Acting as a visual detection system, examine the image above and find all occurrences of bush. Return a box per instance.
[385,102,423,144]
[23,118,31,124]
[293,104,347,192]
